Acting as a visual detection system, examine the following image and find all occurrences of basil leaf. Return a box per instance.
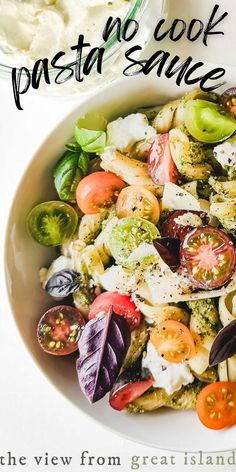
[45,269,82,298]
[54,150,89,202]
[65,142,81,152]
[153,237,180,272]
[74,126,106,154]
[76,310,131,403]
[209,319,236,366]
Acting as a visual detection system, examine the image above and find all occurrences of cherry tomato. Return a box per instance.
[150,320,196,363]
[185,99,236,143]
[162,210,208,240]
[116,185,160,224]
[197,381,236,430]
[109,217,159,267]
[76,171,126,214]
[219,87,236,117]
[109,369,154,411]
[88,291,141,330]
[37,305,85,355]
[27,201,78,247]
[180,226,236,289]
[148,134,179,186]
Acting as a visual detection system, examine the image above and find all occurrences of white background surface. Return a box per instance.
[1,0,236,467]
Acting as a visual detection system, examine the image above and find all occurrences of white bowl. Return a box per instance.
[5,70,236,452]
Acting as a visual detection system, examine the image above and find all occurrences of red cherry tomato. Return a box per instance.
[76,171,126,214]
[148,134,179,185]
[37,305,85,355]
[219,87,236,117]
[109,371,154,411]
[197,381,236,430]
[162,210,208,240]
[180,226,236,289]
[88,291,141,330]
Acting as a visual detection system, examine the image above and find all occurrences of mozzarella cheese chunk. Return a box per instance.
[99,265,132,293]
[214,136,236,168]
[144,260,193,305]
[173,212,203,227]
[142,341,194,395]
[162,182,201,211]
[107,113,156,152]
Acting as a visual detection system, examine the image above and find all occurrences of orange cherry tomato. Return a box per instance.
[76,171,126,214]
[197,382,236,430]
[116,185,160,224]
[150,319,196,363]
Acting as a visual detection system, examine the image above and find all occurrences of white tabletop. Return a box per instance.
[1,12,236,468]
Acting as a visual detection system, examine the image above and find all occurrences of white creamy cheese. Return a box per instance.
[162,182,201,211]
[173,212,203,227]
[99,265,132,293]
[144,260,193,305]
[142,341,194,395]
[107,113,157,152]
[0,0,130,67]
[99,263,152,301]
[214,136,236,168]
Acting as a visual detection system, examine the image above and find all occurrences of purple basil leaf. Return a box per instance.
[45,269,81,297]
[76,310,131,403]
[153,237,180,271]
[209,320,236,366]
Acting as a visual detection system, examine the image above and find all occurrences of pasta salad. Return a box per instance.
[27,87,236,430]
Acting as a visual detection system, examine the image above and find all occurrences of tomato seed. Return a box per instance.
[44,325,51,334]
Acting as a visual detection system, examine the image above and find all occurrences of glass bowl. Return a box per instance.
[0,0,155,95]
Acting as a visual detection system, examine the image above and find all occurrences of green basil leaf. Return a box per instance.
[65,142,81,152]
[54,150,89,202]
[78,151,90,175]
[74,126,106,154]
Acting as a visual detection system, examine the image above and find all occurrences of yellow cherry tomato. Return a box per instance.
[116,185,160,224]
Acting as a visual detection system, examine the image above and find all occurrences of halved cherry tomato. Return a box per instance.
[109,217,159,267]
[180,226,236,289]
[197,381,236,430]
[185,99,236,143]
[109,369,154,411]
[27,201,78,247]
[116,185,160,224]
[162,210,208,241]
[88,291,141,330]
[150,320,195,363]
[76,171,126,214]
[37,305,85,355]
[219,87,236,117]
[148,134,179,186]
